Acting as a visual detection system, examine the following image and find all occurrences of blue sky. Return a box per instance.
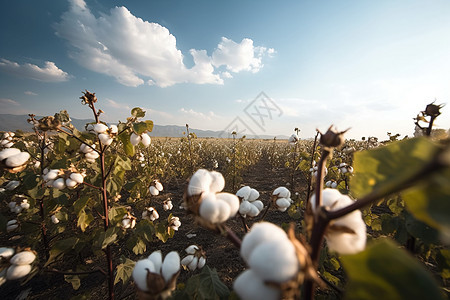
[1,0,449,139]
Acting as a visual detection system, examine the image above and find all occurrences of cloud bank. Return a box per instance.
[0,59,69,82]
[55,0,274,87]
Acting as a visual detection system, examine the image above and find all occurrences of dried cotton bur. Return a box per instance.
[234,222,318,300]
[132,250,180,300]
[236,186,264,217]
[183,169,239,228]
[310,189,367,254]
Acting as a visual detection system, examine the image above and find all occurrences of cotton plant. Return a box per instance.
[180,245,206,272]
[288,133,299,146]
[236,186,264,218]
[183,169,239,226]
[272,186,293,212]
[132,250,180,299]
[310,189,366,255]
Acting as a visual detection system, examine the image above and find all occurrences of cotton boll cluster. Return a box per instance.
[3,250,36,281]
[51,214,60,224]
[80,143,99,163]
[137,152,145,167]
[0,132,15,148]
[0,148,30,171]
[325,180,338,189]
[234,222,300,300]
[149,180,164,196]
[8,197,30,214]
[236,186,264,218]
[130,132,151,147]
[169,216,181,231]
[163,199,173,211]
[338,163,353,174]
[185,169,239,225]
[132,250,180,298]
[43,168,85,190]
[181,245,206,271]
[272,187,293,212]
[122,213,136,229]
[310,189,366,254]
[92,123,118,146]
[288,133,299,145]
[142,207,159,222]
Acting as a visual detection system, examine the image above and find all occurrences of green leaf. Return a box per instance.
[436,249,450,280]
[118,131,135,157]
[131,107,146,118]
[144,120,154,132]
[74,196,90,216]
[184,266,229,300]
[109,206,127,225]
[132,237,146,255]
[77,209,94,232]
[114,258,136,285]
[322,271,340,286]
[341,238,444,300]
[133,122,151,135]
[404,212,440,245]
[64,275,81,290]
[351,137,438,198]
[135,219,155,242]
[102,227,119,249]
[45,237,79,267]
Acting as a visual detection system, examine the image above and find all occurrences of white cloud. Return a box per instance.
[105,99,130,110]
[55,0,273,87]
[180,108,217,120]
[24,91,38,96]
[0,59,69,82]
[0,98,19,106]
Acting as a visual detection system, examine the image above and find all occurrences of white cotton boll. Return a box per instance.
[155,181,163,192]
[163,200,173,211]
[276,198,291,210]
[6,264,32,280]
[141,133,151,147]
[93,123,108,134]
[209,171,225,193]
[197,256,206,269]
[236,186,251,200]
[248,240,299,283]
[20,200,30,210]
[188,169,213,196]
[185,245,199,255]
[239,201,252,216]
[241,222,288,263]
[132,259,156,291]
[0,148,21,160]
[247,203,261,217]
[109,124,118,134]
[7,224,19,232]
[148,251,163,274]
[53,178,65,190]
[10,251,36,265]
[181,255,194,267]
[85,151,99,161]
[149,186,159,196]
[188,256,198,271]
[66,178,77,188]
[347,166,354,174]
[199,193,219,223]
[216,199,231,223]
[5,181,20,190]
[248,189,260,202]
[215,193,240,217]
[161,251,180,283]
[80,143,94,153]
[325,181,332,188]
[130,133,141,146]
[331,181,338,189]
[46,169,59,180]
[70,173,84,184]
[98,133,113,146]
[0,247,15,259]
[13,206,23,214]
[122,218,131,229]
[51,215,60,224]
[273,186,291,199]
[252,200,264,212]
[233,270,280,300]
[8,202,17,209]
[341,167,348,174]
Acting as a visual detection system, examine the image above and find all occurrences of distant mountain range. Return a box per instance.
[0,114,288,140]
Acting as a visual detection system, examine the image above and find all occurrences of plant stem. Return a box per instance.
[38,132,50,260]
[186,124,194,175]
[305,131,319,207]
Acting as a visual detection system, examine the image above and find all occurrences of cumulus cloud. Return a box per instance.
[55,0,274,87]
[24,91,38,96]
[0,59,69,82]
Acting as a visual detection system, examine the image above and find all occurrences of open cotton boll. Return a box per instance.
[187,256,198,271]
[161,251,180,283]
[70,173,84,184]
[215,199,231,223]
[239,201,252,216]
[248,189,260,202]
[0,247,15,259]
[188,169,213,196]
[66,178,77,188]
[252,200,264,212]
[98,133,113,146]
[310,188,347,211]
[109,124,118,134]
[93,123,108,134]
[236,186,251,200]
[198,193,219,223]
[45,169,59,181]
[8,202,16,209]
[233,269,280,300]
[132,259,156,291]
[276,198,291,211]
[155,181,163,192]
[149,185,159,196]
[5,152,30,167]
[248,240,299,283]
[80,143,94,153]
[241,222,289,263]
[273,186,291,199]
[209,171,225,193]
[0,148,21,160]
[141,133,151,147]
[197,256,206,269]
[181,254,194,267]
[215,193,240,216]
[185,245,199,255]
[53,178,66,190]
[148,251,163,274]
[51,215,60,224]
[10,251,36,266]
[130,133,141,146]
[6,264,32,280]
[247,204,261,217]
